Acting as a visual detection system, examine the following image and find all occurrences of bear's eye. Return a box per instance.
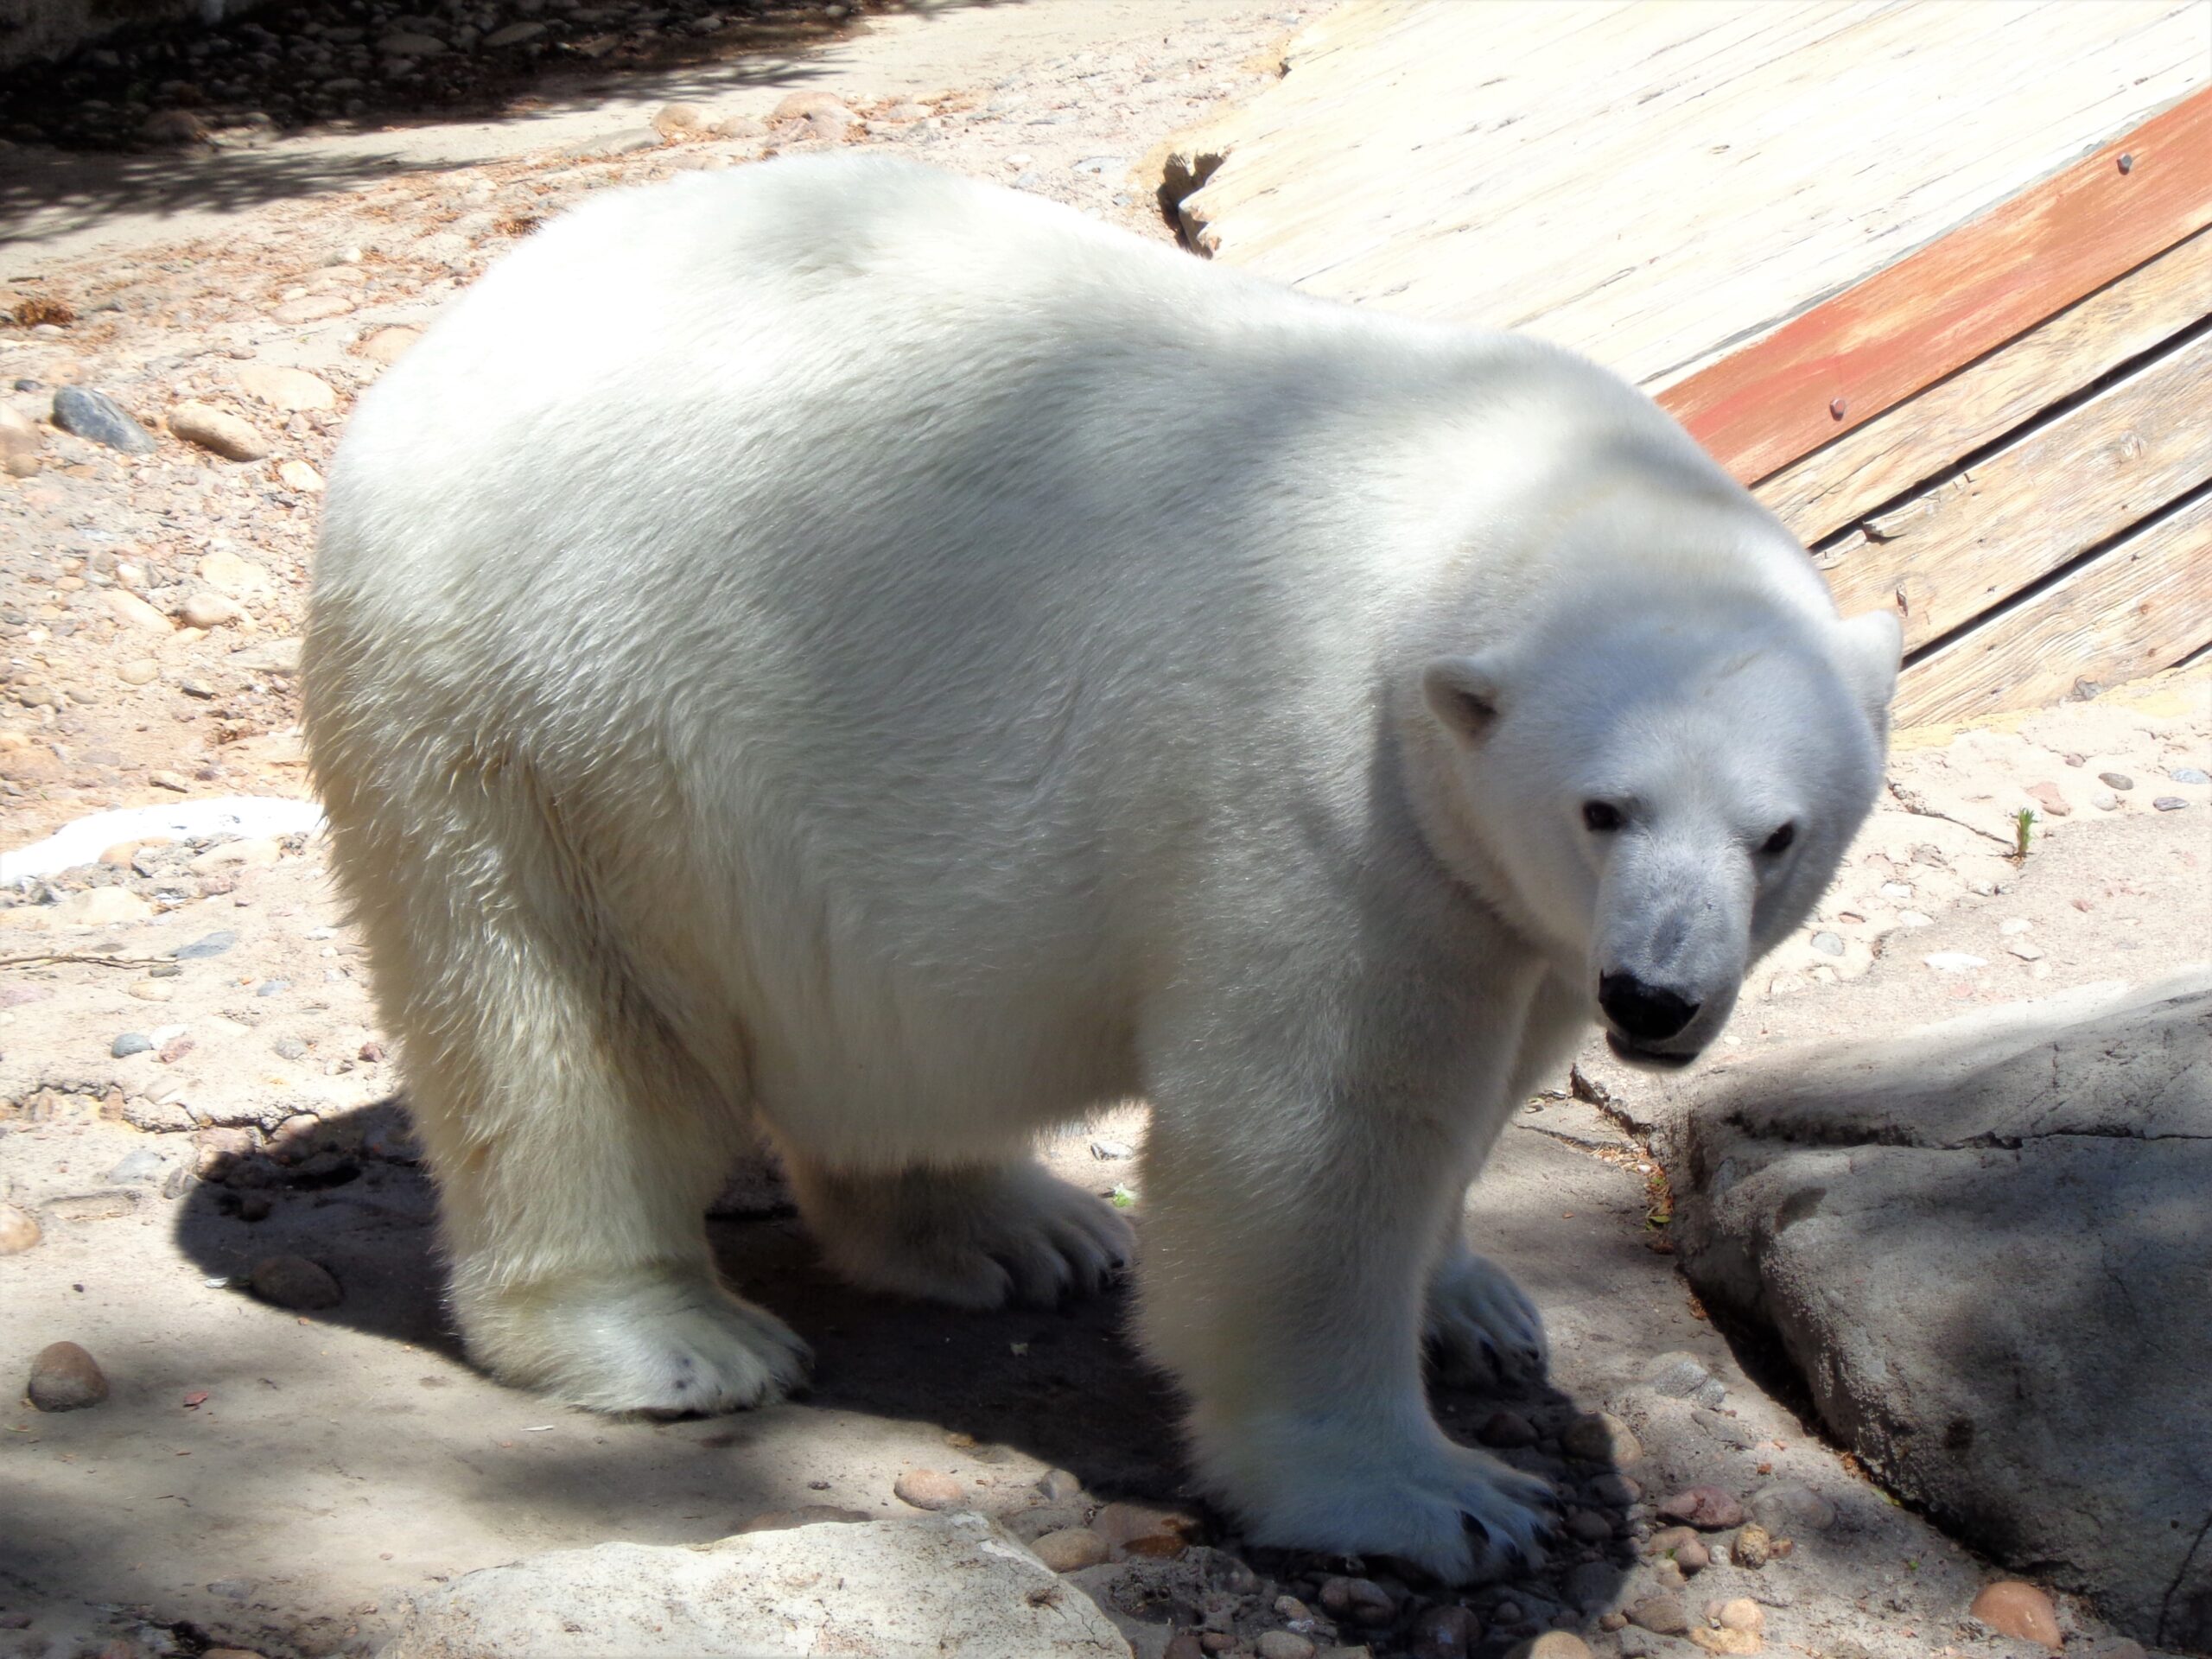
[1582,801,1625,834]
[1760,822,1798,856]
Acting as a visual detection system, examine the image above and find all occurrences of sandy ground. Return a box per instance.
[2,3,2209,1656]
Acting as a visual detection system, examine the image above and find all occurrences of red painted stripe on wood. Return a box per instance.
[1658,84,2212,486]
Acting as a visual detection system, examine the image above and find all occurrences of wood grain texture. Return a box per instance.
[1896,490,2212,728]
[1662,83,2212,483]
[1821,329,2212,653]
[1172,0,2209,391]
[1757,231,2212,544]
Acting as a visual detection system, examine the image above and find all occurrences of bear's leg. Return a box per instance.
[328,770,808,1415]
[1135,987,1559,1582]
[782,1155,1134,1308]
[1426,970,1588,1388]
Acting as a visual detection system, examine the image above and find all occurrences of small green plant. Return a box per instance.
[2012,806,2037,861]
[1109,1185,1136,1211]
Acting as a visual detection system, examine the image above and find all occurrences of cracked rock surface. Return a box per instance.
[1663,972,2212,1652]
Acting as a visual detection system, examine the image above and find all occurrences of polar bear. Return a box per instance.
[302,155,1899,1580]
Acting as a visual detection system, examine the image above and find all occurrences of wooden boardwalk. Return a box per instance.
[1169,0,2212,726]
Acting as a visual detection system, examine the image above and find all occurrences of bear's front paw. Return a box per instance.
[1426,1245,1549,1389]
[460,1267,810,1415]
[1195,1409,1556,1582]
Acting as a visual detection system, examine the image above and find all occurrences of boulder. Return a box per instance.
[1666,972,2212,1652]
[378,1512,1131,1657]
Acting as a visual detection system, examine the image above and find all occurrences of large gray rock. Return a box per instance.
[378,1512,1131,1658]
[1666,972,2212,1653]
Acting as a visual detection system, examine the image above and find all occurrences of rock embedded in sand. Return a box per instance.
[1628,1594,1690,1636]
[1656,1486,1744,1530]
[29,1341,110,1410]
[53,387,156,453]
[0,1202,41,1254]
[892,1467,965,1510]
[169,402,270,462]
[250,1254,343,1310]
[1970,1580,2062,1648]
[1030,1527,1109,1573]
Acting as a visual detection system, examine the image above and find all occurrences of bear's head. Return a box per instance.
[1413,555,1901,1070]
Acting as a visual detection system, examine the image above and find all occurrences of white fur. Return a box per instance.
[303,156,1897,1578]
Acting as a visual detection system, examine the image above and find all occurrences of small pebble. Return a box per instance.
[2153,796,2187,811]
[1513,1637,1593,1659]
[111,1031,155,1058]
[2025,782,2070,817]
[1035,1467,1081,1502]
[168,401,270,462]
[2091,791,2120,811]
[1562,1410,1640,1465]
[1319,1574,1395,1625]
[1255,1634,1315,1659]
[0,1202,41,1254]
[174,930,238,959]
[2171,766,2209,785]
[53,386,156,453]
[1628,1594,1690,1636]
[1091,1499,1199,1558]
[2099,771,2134,791]
[28,1340,109,1410]
[1656,1486,1744,1529]
[1480,1408,1538,1446]
[1566,1509,1613,1542]
[249,1254,342,1310]
[1809,931,1843,956]
[1029,1527,1109,1573]
[1588,1471,1641,1506]
[892,1467,964,1510]
[1717,1599,1763,1636]
[1731,1523,1772,1568]
[1970,1580,2062,1648]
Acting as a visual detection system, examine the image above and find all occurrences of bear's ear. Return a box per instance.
[1422,654,1505,744]
[1836,609,1904,735]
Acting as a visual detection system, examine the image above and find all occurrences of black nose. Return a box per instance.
[1599,972,1700,1043]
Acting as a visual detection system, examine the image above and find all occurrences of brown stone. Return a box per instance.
[28,1340,109,1410]
[1092,1499,1200,1558]
[1970,1581,2062,1649]
[249,1254,342,1310]
[0,1201,40,1255]
[891,1466,964,1510]
[1628,1595,1689,1636]
[1656,1485,1745,1529]
[168,402,270,462]
[2025,782,2072,819]
[1029,1526,1110,1573]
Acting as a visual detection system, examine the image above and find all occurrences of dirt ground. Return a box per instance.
[2,3,2209,1657]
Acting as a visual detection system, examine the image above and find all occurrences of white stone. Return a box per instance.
[1924,952,1987,973]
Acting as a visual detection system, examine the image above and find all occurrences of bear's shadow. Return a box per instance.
[173,1097,1613,1567]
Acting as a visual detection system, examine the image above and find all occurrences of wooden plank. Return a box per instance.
[1758,229,2212,543]
[1821,329,2212,652]
[1175,1,2209,391]
[1895,490,2212,727]
[1659,83,2212,483]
